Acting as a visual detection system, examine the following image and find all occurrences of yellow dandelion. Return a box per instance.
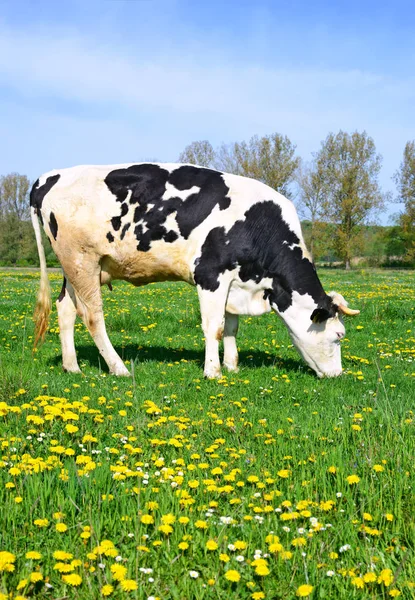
[62,573,82,586]
[296,584,313,597]
[224,570,241,582]
[25,551,42,560]
[120,579,138,591]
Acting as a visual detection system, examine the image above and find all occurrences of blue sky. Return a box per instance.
[1,0,414,222]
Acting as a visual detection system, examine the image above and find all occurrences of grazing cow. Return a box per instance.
[30,163,359,378]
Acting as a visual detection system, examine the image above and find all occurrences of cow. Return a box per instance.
[30,163,359,379]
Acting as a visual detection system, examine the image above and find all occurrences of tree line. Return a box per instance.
[0,131,414,268]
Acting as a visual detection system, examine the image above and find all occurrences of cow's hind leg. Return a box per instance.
[57,276,81,373]
[67,262,130,376]
[197,285,230,379]
[223,312,239,373]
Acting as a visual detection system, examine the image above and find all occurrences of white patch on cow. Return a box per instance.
[274,291,344,378]
[163,182,201,201]
[146,203,154,211]
[226,276,273,316]
[164,212,180,236]
[135,219,148,234]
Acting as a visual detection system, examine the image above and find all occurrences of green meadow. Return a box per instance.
[0,268,414,599]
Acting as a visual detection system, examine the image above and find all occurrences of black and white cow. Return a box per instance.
[30,163,359,378]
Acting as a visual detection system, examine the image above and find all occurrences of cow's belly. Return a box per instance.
[100,241,193,287]
[226,281,272,316]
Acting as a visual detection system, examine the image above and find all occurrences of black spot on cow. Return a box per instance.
[107,232,114,243]
[30,174,60,224]
[120,223,130,240]
[111,217,122,231]
[194,201,336,319]
[58,277,66,302]
[49,212,58,240]
[104,164,231,250]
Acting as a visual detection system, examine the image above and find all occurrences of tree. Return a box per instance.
[315,131,384,269]
[0,173,31,220]
[0,173,32,265]
[178,140,216,168]
[295,159,327,257]
[393,141,415,262]
[217,133,299,198]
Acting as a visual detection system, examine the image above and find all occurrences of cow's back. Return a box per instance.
[32,162,307,286]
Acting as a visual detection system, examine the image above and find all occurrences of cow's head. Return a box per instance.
[271,291,360,378]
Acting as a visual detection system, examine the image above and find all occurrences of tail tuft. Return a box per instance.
[31,205,52,348]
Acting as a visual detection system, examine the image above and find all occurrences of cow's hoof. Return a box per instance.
[63,365,82,374]
[204,369,222,380]
[223,363,239,373]
[111,365,131,377]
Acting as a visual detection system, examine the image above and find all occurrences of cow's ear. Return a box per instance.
[310,307,331,323]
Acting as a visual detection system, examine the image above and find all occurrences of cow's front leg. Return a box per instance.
[223,312,239,372]
[198,286,228,379]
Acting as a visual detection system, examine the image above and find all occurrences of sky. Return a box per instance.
[1,0,414,223]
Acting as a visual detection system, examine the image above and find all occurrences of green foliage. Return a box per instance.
[314,131,384,269]
[217,133,300,198]
[393,141,415,261]
[178,140,216,168]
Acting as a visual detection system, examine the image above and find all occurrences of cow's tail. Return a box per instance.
[31,205,52,347]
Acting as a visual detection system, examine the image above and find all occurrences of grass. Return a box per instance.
[0,268,414,599]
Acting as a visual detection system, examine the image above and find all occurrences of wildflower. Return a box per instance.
[206,540,218,551]
[26,551,42,560]
[389,590,401,597]
[62,573,82,586]
[296,584,313,596]
[56,523,68,532]
[252,593,265,600]
[363,572,377,583]
[178,542,189,550]
[161,513,176,525]
[111,564,127,581]
[53,551,73,560]
[141,515,154,524]
[158,524,173,535]
[378,569,394,587]
[189,570,199,578]
[0,551,16,572]
[195,520,208,529]
[225,570,241,582]
[101,585,114,596]
[179,516,190,525]
[346,474,360,484]
[220,553,230,562]
[351,577,364,588]
[255,564,270,576]
[373,464,384,472]
[120,579,138,591]
[33,518,49,527]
